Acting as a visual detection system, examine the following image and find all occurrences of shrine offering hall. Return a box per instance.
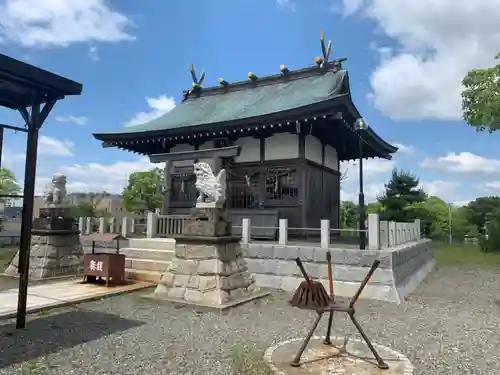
[93,57,397,233]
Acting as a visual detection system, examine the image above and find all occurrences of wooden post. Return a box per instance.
[162,160,172,215]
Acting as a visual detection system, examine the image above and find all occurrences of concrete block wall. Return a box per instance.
[242,238,434,304]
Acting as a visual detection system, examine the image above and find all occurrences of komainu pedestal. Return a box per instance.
[4,207,84,279]
[153,207,268,310]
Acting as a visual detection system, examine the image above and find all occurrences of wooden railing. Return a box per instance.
[156,215,189,237]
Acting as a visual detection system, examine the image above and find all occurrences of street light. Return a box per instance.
[447,202,453,244]
[354,118,368,250]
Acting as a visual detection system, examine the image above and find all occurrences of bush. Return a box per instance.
[479,212,500,253]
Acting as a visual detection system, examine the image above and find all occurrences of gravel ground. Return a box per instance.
[0,264,499,375]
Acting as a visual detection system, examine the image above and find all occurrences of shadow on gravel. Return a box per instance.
[0,310,144,369]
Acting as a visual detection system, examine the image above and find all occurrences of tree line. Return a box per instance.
[341,169,500,252]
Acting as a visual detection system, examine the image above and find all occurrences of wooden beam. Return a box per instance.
[149,145,241,163]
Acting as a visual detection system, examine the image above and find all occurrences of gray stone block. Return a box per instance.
[244,244,274,259]
[273,245,299,260]
[297,247,315,261]
[253,274,281,289]
[279,276,302,292]
[276,260,301,277]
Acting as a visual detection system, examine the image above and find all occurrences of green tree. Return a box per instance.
[70,192,107,218]
[378,169,427,222]
[0,168,21,205]
[122,168,163,213]
[461,52,500,132]
[366,202,383,215]
[464,196,500,232]
[340,201,358,229]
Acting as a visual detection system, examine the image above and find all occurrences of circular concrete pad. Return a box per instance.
[264,336,414,375]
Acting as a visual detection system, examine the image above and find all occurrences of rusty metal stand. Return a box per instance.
[289,260,389,370]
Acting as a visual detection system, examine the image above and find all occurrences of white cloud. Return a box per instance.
[125,95,176,127]
[392,143,417,155]
[55,157,157,194]
[420,152,500,174]
[55,115,88,126]
[340,158,395,202]
[2,150,25,169]
[276,0,296,11]
[341,158,395,178]
[88,46,99,61]
[420,180,462,199]
[345,0,500,121]
[0,0,135,48]
[39,136,74,157]
[484,181,500,190]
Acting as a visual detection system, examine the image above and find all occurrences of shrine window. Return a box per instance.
[265,168,298,202]
[228,171,262,209]
[171,174,197,202]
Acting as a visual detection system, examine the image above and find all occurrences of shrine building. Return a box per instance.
[93,33,397,235]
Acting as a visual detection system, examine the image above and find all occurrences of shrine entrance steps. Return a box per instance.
[120,238,174,283]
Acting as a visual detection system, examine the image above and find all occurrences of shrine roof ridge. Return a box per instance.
[182,62,341,100]
[93,64,351,138]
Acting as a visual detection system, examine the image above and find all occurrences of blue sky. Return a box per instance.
[0,0,499,205]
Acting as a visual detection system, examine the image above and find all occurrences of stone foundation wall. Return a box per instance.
[4,233,84,279]
[241,239,434,304]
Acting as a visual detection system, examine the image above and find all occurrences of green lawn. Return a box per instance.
[0,246,17,271]
[434,242,500,266]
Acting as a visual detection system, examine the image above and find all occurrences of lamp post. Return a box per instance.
[447,202,453,244]
[354,118,367,250]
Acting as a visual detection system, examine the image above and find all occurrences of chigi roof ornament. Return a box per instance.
[183,63,206,100]
[315,29,348,72]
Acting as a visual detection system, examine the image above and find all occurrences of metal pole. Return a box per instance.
[0,126,4,168]
[448,203,452,245]
[358,136,366,250]
[16,110,40,329]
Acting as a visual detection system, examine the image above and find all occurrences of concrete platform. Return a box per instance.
[0,279,153,320]
[264,337,414,375]
[145,290,270,312]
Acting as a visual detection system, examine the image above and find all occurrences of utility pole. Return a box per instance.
[448,203,453,244]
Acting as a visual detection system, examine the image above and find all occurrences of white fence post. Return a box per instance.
[368,213,380,250]
[380,220,389,248]
[279,219,288,245]
[121,217,129,237]
[98,217,105,234]
[388,221,396,247]
[242,218,251,244]
[78,217,84,234]
[320,219,330,249]
[85,217,92,235]
[146,212,158,238]
[109,217,115,233]
[414,219,421,240]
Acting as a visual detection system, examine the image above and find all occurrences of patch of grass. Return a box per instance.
[0,246,17,271]
[230,343,273,375]
[434,242,500,266]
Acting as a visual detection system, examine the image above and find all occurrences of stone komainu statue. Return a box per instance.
[42,173,67,207]
[193,162,226,205]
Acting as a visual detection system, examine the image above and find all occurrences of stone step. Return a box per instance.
[125,259,171,273]
[125,268,164,284]
[120,247,174,261]
[127,238,175,251]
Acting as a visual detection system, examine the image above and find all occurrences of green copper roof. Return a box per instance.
[99,65,350,135]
